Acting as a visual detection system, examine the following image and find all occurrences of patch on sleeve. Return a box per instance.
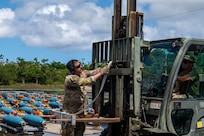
[65,75,80,85]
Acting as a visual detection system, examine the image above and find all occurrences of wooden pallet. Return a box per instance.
[51,117,121,123]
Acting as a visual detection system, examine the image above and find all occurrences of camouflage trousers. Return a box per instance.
[61,122,85,136]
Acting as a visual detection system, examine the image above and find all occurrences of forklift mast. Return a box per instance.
[113,0,143,39]
[92,0,144,135]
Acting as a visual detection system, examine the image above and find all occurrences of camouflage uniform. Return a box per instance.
[173,69,199,98]
[62,68,102,136]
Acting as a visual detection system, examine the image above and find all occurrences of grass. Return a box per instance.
[0,83,64,92]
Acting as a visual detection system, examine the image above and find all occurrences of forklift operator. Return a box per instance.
[62,59,110,136]
[173,55,200,98]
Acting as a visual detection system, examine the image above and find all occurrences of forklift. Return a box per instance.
[52,0,204,135]
[91,0,204,136]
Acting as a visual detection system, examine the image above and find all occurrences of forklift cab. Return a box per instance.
[142,38,204,136]
[92,37,204,136]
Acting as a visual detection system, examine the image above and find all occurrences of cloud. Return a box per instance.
[0,8,16,37]
[1,0,113,52]
[138,0,204,40]
[1,0,204,53]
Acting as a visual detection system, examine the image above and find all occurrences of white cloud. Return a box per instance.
[0,8,16,37]
[36,4,71,18]
[2,0,204,53]
[138,0,204,40]
[0,8,14,21]
[1,0,113,51]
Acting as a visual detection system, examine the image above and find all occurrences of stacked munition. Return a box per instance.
[0,91,63,135]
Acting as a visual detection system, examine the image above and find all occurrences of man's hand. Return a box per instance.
[101,66,110,75]
[173,84,180,93]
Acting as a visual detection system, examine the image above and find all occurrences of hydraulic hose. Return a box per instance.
[74,61,112,115]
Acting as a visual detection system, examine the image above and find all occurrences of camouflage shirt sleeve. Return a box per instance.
[83,67,103,76]
[65,74,96,87]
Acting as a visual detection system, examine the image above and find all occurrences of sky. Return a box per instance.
[1,0,204,64]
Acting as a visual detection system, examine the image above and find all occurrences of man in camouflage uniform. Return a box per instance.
[173,55,200,98]
[62,59,109,136]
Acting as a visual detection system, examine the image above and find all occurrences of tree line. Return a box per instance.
[0,55,91,85]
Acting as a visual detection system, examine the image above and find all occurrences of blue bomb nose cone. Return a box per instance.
[3,115,26,127]
[23,114,46,127]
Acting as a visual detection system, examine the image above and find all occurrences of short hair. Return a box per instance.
[66,59,78,74]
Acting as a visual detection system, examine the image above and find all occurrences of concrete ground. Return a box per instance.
[44,122,103,135]
[0,122,103,136]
